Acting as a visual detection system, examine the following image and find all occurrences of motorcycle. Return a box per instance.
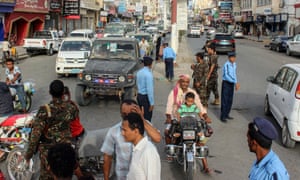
[9,81,35,113]
[0,112,36,162]
[6,127,114,179]
[165,113,211,180]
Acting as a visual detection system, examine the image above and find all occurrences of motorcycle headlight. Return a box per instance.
[85,74,91,81]
[118,76,125,82]
[56,57,65,62]
[183,130,195,140]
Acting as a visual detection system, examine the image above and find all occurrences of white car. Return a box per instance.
[55,37,92,77]
[286,34,300,56]
[232,30,244,38]
[264,64,300,148]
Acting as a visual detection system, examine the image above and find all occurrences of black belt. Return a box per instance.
[223,80,235,85]
[138,93,148,96]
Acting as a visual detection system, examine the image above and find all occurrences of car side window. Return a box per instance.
[274,67,287,87]
[282,68,297,91]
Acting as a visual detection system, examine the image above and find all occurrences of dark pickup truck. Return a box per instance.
[75,37,142,106]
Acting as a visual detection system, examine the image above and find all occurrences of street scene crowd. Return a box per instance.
[0,14,294,180]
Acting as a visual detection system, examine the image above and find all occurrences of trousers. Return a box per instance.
[164,58,174,80]
[220,80,234,119]
[137,94,153,122]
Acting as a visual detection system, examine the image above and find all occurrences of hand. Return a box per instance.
[130,104,144,117]
[149,105,154,112]
[174,62,178,67]
[191,64,195,70]
[235,83,240,91]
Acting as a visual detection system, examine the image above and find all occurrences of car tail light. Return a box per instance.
[295,81,300,99]
[42,40,46,46]
[230,39,235,43]
[212,39,220,43]
[297,131,300,136]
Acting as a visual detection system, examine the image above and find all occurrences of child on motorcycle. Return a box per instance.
[176,92,212,174]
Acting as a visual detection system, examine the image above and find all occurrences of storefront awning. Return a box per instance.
[65,15,80,20]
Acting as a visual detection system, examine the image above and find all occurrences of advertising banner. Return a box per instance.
[63,0,80,16]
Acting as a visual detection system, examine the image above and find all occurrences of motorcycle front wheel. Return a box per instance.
[6,147,39,180]
[186,161,194,180]
[25,93,32,112]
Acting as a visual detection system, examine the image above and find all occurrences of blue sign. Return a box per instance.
[118,1,126,13]
[219,1,232,10]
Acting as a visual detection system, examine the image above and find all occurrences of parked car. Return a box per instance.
[69,29,96,40]
[269,36,292,52]
[264,64,300,148]
[55,37,92,77]
[232,30,244,38]
[187,25,201,38]
[211,33,235,53]
[23,30,61,56]
[128,32,154,55]
[75,37,142,106]
[206,28,216,40]
[286,34,300,56]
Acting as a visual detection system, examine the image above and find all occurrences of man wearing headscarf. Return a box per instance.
[164,74,210,144]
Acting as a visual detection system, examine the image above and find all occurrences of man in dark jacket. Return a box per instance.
[0,81,13,118]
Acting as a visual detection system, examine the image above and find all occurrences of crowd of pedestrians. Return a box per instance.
[0,34,290,180]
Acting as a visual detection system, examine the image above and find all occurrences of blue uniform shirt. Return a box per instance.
[222,60,237,83]
[249,150,289,180]
[163,47,176,61]
[136,67,154,105]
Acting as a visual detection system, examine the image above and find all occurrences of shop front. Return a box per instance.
[4,0,48,45]
[0,0,16,41]
[241,11,253,35]
[45,0,62,31]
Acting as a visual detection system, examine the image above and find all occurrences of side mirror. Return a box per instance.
[266,76,275,83]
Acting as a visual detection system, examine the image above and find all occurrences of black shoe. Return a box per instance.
[220,118,227,123]
[226,116,234,120]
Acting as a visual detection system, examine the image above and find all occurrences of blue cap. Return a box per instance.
[228,51,236,57]
[253,117,278,140]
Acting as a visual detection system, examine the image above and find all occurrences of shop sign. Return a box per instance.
[218,1,232,10]
[15,0,48,12]
[63,0,80,16]
[264,8,272,15]
[50,0,61,10]
[100,11,108,16]
[0,0,15,3]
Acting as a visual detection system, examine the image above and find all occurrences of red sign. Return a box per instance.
[15,0,48,13]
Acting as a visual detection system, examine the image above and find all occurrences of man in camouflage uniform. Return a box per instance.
[191,52,209,110]
[25,80,77,180]
[206,44,220,105]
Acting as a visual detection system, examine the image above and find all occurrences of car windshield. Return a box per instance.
[104,25,125,34]
[131,35,151,42]
[91,41,135,60]
[215,35,233,40]
[60,41,91,51]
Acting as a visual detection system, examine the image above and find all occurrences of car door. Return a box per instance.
[278,68,298,124]
[268,67,288,125]
[289,35,300,53]
[52,31,60,51]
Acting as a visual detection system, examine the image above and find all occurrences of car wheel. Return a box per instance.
[276,46,280,52]
[269,45,272,50]
[264,96,271,116]
[47,47,54,56]
[75,85,92,106]
[282,121,296,148]
[286,47,291,56]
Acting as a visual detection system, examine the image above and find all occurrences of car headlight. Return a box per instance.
[85,75,91,81]
[118,76,125,82]
[183,130,195,140]
[56,57,65,62]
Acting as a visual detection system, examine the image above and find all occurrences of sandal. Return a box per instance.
[202,168,212,175]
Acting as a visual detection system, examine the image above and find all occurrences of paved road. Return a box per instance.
[1,35,300,179]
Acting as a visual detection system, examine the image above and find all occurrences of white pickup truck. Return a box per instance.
[23,30,61,56]
[286,34,300,56]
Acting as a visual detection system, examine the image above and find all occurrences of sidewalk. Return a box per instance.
[244,35,271,46]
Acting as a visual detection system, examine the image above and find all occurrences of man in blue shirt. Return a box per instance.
[162,43,176,82]
[248,117,289,180]
[136,56,154,121]
[220,52,240,122]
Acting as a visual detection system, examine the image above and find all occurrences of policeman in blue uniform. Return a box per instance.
[247,117,289,180]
